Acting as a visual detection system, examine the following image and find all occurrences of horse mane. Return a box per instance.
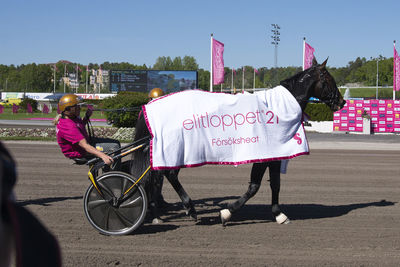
[280,66,318,111]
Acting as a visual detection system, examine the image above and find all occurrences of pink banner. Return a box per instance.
[304,42,315,70]
[43,104,50,114]
[27,103,33,113]
[394,46,400,91]
[212,38,224,85]
[12,103,19,114]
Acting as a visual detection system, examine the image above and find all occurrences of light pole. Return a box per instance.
[271,24,280,68]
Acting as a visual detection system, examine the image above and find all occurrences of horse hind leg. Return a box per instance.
[220,182,261,226]
[220,162,267,226]
[165,170,197,221]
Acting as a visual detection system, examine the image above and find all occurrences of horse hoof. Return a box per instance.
[220,209,232,226]
[152,217,163,224]
[275,213,290,224]
[186,209,198,221]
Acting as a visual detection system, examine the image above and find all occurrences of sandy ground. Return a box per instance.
[3,139,400,266]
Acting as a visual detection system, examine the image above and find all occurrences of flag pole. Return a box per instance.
[302,37,306,71]
[63,63,66,93]
[86,66,88,94]
[76,64,78,94]
[394,40,396,100]
[231,68,233,94]
[210,33,213,92]
[253,68,255,90]
[53,65,56,94]
[242,66,244,92]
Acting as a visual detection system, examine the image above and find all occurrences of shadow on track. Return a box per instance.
[198,199,396,226]
[17,196,83,207]
[154,197,396,227]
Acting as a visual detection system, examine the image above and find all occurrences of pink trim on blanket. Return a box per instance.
[141,105,155,168]
[151,151,309,170]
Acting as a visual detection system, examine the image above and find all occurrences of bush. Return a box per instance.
[304,103,334,121]
[102,92,148,127]
[20,98,38,112]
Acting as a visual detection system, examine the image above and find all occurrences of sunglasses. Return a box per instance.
[65,104,80,111]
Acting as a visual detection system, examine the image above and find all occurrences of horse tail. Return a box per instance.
[130,111,151,180]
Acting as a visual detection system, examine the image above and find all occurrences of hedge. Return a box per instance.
[102,92,148,127]
[304,103,334,121]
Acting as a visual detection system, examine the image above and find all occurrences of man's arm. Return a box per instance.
[78,138,113,165]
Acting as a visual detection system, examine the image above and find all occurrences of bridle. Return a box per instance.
[316,69,341,109]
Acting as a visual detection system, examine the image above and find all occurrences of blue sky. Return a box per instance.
[1,0,399,70]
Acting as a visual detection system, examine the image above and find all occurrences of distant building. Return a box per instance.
[92,69,109,93]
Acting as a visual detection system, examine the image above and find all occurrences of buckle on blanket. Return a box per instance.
[143,144,150,154]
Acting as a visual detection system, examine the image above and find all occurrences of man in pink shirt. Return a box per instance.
[55,94,118,166]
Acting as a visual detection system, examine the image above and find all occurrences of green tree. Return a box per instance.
[153,56,173,70]
[172,57,183,70]
[182,56,198,70]
[197,69,209,90]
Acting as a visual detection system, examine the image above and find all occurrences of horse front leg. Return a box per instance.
[220,162,267,225]
[269,161,290,224]
[164,170,197,221]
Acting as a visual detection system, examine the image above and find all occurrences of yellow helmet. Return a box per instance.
[58,94,80,113]
[148,88,164,99]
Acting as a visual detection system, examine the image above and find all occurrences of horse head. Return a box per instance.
[310,58,346,111]
[280,58,346,112]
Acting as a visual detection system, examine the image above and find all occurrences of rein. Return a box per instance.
[317,70,340,108]
[93,107,142,113]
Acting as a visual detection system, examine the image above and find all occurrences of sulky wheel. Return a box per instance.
[83,171,147,235]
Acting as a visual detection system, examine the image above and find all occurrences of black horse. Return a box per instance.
[131,58,345,225]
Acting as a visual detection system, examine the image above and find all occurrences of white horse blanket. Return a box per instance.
[143,86,309,170]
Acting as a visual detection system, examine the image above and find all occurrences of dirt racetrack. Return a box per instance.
[3,138,400,266]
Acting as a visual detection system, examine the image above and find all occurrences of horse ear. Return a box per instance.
[312,57,318,66]
[320,57,328,68]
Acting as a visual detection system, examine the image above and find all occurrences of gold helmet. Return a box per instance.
[148,88,164,99]
[58,94,80,113]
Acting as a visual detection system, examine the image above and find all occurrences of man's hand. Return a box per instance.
[100,154,114,165]
[85,108,93,119]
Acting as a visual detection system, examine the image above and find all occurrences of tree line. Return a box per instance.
[0,55,394,93]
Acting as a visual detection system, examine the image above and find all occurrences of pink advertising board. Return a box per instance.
[333,99,400,133]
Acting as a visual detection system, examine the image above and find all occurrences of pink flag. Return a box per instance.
[304,42,315,70]
[394,46,400,92]
[0,105,4,114]
[43,104,50,114]
[254,68,259,75]
[12,104,19,114]
[27,103,33,113]
[233,68,236,76]
[212,38,224,85]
